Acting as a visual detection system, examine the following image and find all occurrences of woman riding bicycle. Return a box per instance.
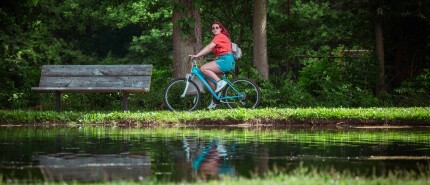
[189,21,235,109]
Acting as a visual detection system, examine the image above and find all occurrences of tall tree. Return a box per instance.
[374,7,386,96]
[252,0,269,80]
[172,0,202,78]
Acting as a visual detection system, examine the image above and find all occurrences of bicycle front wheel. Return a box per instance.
[223,78,261,109]
[163,78,201,111]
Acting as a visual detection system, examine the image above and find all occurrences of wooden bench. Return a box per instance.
[31,65,153,112]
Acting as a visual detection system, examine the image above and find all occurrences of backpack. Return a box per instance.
[231,42,242,60]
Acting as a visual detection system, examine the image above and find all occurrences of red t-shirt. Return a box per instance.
[211,33,232,56]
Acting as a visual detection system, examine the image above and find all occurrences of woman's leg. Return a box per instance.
[200,61,222,90]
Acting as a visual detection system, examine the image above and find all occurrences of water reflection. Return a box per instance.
[0,127,430,183]
[187,140,235,178]
[36,153,150,182]
[166,137,236,181]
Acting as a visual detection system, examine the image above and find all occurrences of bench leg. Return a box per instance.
[55,91,61,112]
[123,92,129,111]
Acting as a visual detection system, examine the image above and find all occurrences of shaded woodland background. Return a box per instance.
[1,0,429,111]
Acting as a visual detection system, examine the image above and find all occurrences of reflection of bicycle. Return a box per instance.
[163,59,261,111]
[191,140,235,177]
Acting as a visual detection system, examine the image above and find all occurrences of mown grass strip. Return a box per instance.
[0,107,429,125]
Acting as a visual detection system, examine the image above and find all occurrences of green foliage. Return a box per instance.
[127,28,172,68]
[1,0,429,110]
[0,2,69,108]
[103,0,171,29]
[393,68,430,106]
[296,57,378,107]
[262,0,382,108]
[128,69,173,111]
[173,0,199,39]
[279,80,317,107]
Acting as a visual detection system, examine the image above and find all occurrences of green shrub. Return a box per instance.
[393,68,430,106]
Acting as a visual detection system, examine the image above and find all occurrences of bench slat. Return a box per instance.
[31,87,149,93]
[41,65,152,76]
[38,76,151,88]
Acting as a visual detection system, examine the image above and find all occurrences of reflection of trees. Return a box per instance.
[256,146,269,174]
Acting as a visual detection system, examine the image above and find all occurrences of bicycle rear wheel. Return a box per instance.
[163,78,201,111]
[223,78,261,109]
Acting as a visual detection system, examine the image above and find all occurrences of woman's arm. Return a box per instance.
[190,42,216,59]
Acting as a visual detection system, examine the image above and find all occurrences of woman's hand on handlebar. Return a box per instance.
[189,55,198,60]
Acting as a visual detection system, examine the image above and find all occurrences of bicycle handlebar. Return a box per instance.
[191,60,198,67]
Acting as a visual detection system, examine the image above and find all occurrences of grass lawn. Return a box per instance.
[3,169,429,185]
[0,107,429,126]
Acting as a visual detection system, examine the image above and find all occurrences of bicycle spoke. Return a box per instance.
[164,78,201,111]
[223,78,261,109]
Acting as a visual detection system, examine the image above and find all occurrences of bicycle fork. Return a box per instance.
[180,74,193,98]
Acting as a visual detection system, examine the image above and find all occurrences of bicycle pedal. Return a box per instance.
[212,98,221,104]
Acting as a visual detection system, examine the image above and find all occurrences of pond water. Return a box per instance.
[1,126,430,183]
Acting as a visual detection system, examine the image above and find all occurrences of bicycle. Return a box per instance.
[163,59,261,111]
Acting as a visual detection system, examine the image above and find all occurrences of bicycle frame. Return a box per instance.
[181,60,244,102]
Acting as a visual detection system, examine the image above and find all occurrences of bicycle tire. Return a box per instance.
[223,78,261,109]
[163,78,201,111]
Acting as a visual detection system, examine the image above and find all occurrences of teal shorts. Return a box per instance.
[216,53,235,73]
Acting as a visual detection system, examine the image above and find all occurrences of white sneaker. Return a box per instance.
[207,100,218,109]
[215,80,227,93]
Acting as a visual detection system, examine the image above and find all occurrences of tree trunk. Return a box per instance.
[172,0,202,78]
[193,5,203,66]
[374,8,386,96]
[252,0,269,80]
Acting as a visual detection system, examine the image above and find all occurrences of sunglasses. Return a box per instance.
[212,26,220,30]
